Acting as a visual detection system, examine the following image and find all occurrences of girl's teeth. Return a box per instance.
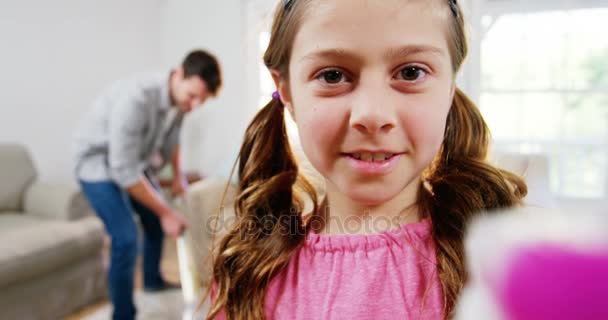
[361,153,373,162]
[372,153,386,162]
[351,153,394,162]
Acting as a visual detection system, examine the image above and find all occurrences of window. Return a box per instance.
[247,0,608,199]
[480,7,608,198]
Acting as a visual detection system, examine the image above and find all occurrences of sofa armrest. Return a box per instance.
[23,181,93,221]
[181,178,238,287]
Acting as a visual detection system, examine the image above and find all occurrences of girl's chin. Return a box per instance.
[324,173,420,207]
[342,188,402,207]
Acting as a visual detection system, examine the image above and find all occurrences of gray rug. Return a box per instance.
[83,289,184,320]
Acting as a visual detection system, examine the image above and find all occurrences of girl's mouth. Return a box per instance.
[347,152,396,162]
[343,152,403,175]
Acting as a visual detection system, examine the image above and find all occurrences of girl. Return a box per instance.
[208,0,526,319]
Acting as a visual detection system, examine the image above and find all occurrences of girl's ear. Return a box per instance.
[270,69,295,121]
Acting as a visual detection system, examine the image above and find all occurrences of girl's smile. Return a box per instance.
[341,151,405,176]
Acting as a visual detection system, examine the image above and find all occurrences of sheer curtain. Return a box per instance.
[478,1,608,199]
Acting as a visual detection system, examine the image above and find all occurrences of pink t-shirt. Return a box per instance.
[214,218,444,319]
[265,218,444,319]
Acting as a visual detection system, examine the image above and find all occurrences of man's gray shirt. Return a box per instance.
[73,72,184,188]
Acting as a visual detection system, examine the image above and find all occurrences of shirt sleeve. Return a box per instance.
[108,94,147,188]
[160,111,185,163]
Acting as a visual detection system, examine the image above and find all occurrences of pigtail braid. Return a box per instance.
[208,98,317,319]
[419,88,527,317]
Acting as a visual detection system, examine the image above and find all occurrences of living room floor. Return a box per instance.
[65,237,181,319]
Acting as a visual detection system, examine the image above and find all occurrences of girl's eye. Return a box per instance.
[317,69,347,84]
[398,66,427,82]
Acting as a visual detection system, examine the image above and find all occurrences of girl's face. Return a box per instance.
[277,0,455,206]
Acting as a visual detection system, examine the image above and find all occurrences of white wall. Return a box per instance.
[0,0,257,183]
[0,0,163,184]
[458,0,483,103]
[160,0,257,180]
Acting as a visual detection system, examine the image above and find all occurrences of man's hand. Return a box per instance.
[126,178,189,238]
[171,175,188,197]
[160,209,189,238]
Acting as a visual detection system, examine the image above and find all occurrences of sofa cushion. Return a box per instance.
[24,181,93,221]
[0,213,39,232]
[0,144,37,212]
[0,215,105,288]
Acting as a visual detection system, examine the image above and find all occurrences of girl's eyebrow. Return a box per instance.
[300,48,354,63]
[383,45,446,60]
[299,45,445,63]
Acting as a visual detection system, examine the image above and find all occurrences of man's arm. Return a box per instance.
[127,178,174,218]
[172,144,183,178]
[107,97,187,237]
[127,178,187,237]
[170,144,188,196]
[107,96,150,189]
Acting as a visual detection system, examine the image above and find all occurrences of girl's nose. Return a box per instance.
[349,85,397,135]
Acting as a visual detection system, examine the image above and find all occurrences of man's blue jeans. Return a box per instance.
[79,179,165,320]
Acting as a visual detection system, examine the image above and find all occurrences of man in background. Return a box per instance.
[73,49,222,320]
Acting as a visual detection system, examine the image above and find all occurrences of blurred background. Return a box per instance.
[0,0,607,207]
[0,0,606,319]
[2,0,607,208]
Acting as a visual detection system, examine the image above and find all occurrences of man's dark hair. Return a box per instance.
[182,49,222,95]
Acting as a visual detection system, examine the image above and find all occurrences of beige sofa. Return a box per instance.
[0,144,107,319]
